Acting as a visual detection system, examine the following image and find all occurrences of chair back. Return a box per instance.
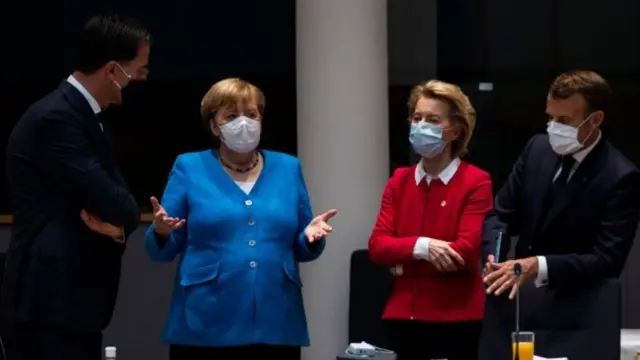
[348,249,394,348]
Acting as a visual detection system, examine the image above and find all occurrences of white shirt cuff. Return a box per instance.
[413,237,431,260]
[534,256,549,287]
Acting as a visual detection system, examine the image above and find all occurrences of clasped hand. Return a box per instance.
[389,239,464,276]
[80,209,122,238]
[483,256,537,299]
[428,239,465,272]
[304,209,338,243]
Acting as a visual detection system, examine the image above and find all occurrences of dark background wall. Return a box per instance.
[386,0,640,331]
[0,0,297,214]
[1,0,640,358]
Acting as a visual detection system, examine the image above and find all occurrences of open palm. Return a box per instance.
[304,209,338,243]
[150,196,186,236]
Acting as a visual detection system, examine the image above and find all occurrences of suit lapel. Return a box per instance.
[100,121,118,167]
[531,149,560,233]
[59,81,110,160]
[541,139,606,231]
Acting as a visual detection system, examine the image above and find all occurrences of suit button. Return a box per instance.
[528,246,532,250]
[248,240,256,247]
[248,218,255,226]
[245,199,253,206]
[249,261,257,268]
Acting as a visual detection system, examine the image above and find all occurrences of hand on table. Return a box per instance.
[428,239,464,272]
[80,209,122,238]
[304,209,338,243]
[150,196,186,237]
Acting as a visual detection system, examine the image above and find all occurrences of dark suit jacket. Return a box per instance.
[482,134,640,288]
[1,81,140,332]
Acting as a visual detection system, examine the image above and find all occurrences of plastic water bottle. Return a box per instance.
[104,346,117,360]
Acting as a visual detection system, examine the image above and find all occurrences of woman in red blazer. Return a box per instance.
[369,80,493,360]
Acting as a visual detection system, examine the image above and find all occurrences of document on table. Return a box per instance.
[533,356,568,360]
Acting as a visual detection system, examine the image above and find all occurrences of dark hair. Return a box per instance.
[549,70,612,113]
[72,14,152,74]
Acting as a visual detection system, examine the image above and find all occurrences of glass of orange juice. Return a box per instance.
[511,331,534,360]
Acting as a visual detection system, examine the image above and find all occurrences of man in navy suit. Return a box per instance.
[1,14,151,360]
[482,70,640,298]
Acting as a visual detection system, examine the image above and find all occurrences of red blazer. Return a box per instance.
[368,161,493,322]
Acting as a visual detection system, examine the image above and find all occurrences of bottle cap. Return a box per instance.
[105,346,117,357]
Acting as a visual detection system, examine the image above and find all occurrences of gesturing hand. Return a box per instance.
[150,196,186,237]
[304,209,338,243]
[428,239,465,272]
[80,209,122,238]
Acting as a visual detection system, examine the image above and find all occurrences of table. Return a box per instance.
[336,330,640,360]
[621,329,640,360]
[336,352,397,360]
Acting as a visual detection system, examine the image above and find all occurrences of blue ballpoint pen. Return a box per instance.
[495,231,503,263]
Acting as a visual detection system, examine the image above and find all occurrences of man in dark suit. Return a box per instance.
[1,15,151,360]
[483,70,640,299]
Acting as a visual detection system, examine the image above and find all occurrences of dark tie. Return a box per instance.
[554,156,576,189]
[543,155,576,212]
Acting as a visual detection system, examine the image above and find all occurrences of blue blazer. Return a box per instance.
[144,149,324,347]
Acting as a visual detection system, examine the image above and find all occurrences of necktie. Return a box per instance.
[553,156,576,190]
[542,155,576,215]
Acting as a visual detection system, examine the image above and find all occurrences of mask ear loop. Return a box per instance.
[208,114,226,148]
[577,113,597,147]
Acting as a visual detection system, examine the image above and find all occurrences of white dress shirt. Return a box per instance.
[535,132,602,287]
[67,75,102,129]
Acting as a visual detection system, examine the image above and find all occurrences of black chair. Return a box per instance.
[348,249,394,348]
[479,279,621,360]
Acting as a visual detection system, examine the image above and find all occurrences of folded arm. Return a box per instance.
[294,161,325,262]
[368,170,421,266]
[449,173,493,269]
[41,115,139,232]
[545,172,640,287]
[112,168,140,237]
[144,156,189,262]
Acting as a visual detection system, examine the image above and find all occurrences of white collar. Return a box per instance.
[66,75,101,114]
[573,131,601,163]
[415,157,461,185]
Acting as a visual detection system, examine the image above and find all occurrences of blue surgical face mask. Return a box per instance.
[409,121,447,158]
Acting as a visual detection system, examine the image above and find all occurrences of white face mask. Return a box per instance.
[218,116,261,153]
[547,114,595,155]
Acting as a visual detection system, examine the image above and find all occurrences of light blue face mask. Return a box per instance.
[409,121,447,158]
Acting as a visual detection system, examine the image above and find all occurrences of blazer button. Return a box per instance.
[249,261,257,268]
[248,240,256,247]
[248,218,255,226]
[245,199,253,206]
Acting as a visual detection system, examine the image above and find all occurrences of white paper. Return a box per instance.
[533,356,568,360]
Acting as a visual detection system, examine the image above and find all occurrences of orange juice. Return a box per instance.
[511,341,534,360]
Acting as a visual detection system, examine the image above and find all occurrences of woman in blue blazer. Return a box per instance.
[144,78,337,360]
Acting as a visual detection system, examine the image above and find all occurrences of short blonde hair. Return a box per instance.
[408,80,476,157]
[200,78,266,125]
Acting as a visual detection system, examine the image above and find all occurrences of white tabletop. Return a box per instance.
[621,329,640,360]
